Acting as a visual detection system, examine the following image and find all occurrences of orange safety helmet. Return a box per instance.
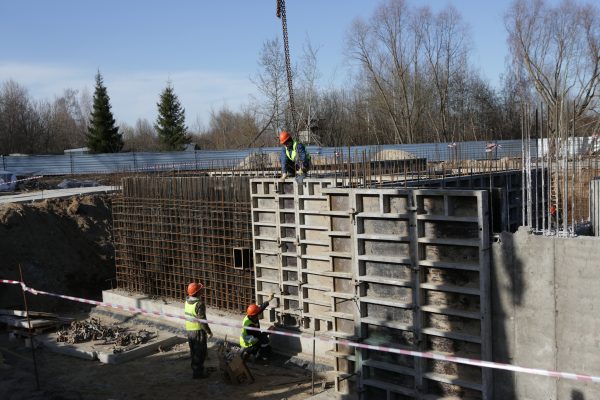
[246,303,261,316]
[187,282,204,296]
[279,131,292,145]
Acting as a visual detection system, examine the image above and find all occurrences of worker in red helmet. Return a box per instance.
[279,131,311,179]
[185,282,212,379]
[239,293,275,361]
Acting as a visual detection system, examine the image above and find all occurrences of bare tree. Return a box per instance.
[122,118,160,152]
[252,38,288,141]
[348,0,458,144]
[295,37,322,144]
[418,5,470,142]
[198,106,260,150]
[0,80,43,154]
[506,0,600,132]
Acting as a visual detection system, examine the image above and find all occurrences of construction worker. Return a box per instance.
[279,131,311,179]
[185,282,213,379]
[240,294,275,361]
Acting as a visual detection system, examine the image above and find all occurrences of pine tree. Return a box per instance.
[155,83,189,151]
[86,71,123,153]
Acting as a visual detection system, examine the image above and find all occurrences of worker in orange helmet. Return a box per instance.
[184,282,213,379]
[279,131,311,180]
[239,293,275,361]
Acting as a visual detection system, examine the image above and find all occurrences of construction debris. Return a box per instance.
[56,318,156,353]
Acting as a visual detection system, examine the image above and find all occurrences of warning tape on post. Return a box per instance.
[2,278,600,384]
[1,175,43,186]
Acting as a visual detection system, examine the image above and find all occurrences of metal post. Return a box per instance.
[312,329,316,395]
[19,265,40,390]
[521,104,526,227]
[541,105,546,233]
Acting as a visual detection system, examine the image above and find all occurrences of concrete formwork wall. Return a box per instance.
[250,178,492,399]
[492,229,600,400]
[407,169,546,233]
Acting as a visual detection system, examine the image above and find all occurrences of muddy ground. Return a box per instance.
[0,187,337,400]
[0,309,334,400]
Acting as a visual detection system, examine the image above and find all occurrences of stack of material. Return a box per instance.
[0,309,71,336]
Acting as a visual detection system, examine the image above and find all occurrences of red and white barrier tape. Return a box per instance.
[0,175,43,186]
[2,278,600,383]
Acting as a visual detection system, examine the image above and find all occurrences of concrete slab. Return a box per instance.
[0,185,119,204]
[38,329,184,365]
[96,335,185,364]
[37,333,97,361]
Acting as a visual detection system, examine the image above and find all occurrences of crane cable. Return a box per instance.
[276,0,297,137]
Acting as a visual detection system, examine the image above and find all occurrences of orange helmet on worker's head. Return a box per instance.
[246,303,261,316]
[187,282,204,296]
[279,131,292,145]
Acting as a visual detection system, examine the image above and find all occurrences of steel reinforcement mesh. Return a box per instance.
[112,176,254,312]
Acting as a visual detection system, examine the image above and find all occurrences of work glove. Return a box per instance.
[297,169,304,176]
[208,332,213,339]
[280,173,288,180]
[268,293,275,301]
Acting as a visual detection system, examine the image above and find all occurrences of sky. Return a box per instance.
[0,0,511,128]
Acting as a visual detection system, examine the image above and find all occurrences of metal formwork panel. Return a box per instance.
[250,179,492,399]
[351,189,419,399]
[415,189,491,399]
[321,187,359,394]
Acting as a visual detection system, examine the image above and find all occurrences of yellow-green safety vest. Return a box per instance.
[239,315,258,348]
[285,141,311,162]
[184,300,201,331]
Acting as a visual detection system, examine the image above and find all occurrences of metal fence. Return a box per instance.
[3,136,597,178]
[0,138,557,176]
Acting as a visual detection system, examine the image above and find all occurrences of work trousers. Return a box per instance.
[244,331,271,359]
[187,330,207,378]
[283,158,311,176]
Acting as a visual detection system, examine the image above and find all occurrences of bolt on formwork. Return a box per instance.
[112,176,254,312]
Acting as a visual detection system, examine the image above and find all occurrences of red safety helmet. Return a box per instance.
[246,303,261,316]
[187,282,204,296]
[279,131,291,145]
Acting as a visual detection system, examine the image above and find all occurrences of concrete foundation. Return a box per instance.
[101,289,333,365]
[492,228,600,399]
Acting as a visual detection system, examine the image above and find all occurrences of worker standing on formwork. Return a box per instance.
[185,282,213,379]
[279,131,311,179]
[240,294,275,361]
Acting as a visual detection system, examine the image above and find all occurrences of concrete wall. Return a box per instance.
[492,229,600,400]
[101,289,333,366]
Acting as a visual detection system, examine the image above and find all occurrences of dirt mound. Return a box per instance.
[0,195,115,312]
[376,149,417,160]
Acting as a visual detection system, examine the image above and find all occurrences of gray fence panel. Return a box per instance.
[2,137,594,176]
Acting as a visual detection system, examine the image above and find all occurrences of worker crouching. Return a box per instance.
[240,294,275,361]
[185,282,213,379]
[279,131,311,179]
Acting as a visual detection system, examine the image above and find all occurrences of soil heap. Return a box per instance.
[0,195,115,312]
